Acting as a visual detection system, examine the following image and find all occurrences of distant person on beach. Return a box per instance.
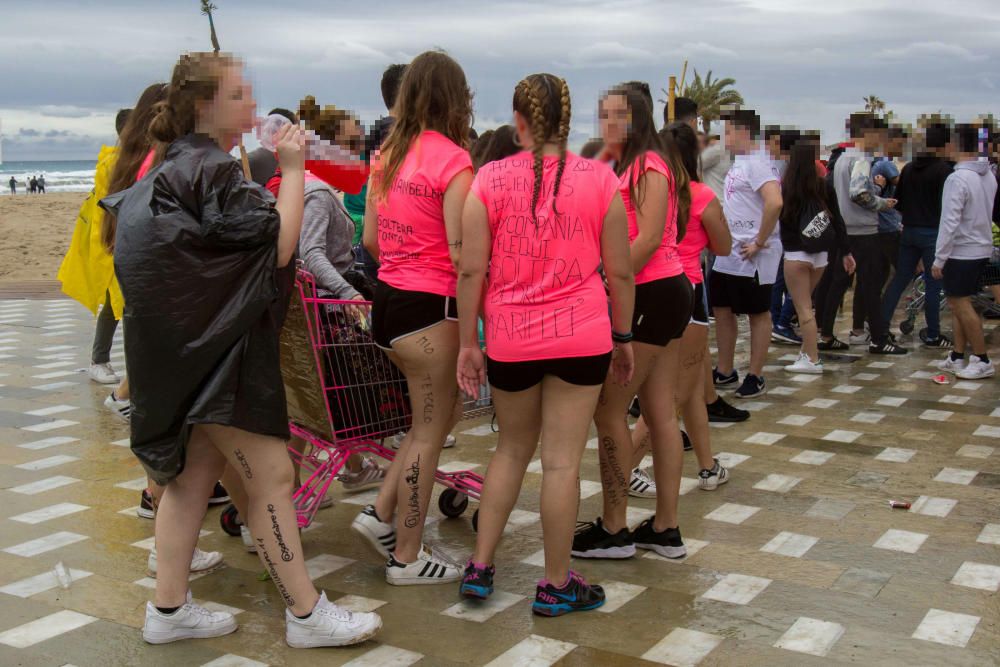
[7,176,14,195]
[37,175,46,193]
[29,176,37,193]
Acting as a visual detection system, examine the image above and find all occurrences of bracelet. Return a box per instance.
[612,330,633,344]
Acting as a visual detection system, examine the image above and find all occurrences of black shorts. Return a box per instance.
[709,271,772,315]
[371,281,457,349]
[487,353,612,393]
[632,274,694,346]
[942,258,988,297]
[690,282,709,326]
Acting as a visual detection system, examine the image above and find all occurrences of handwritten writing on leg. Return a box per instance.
[600,435,628,509]
[257,540,296,608]
[420,373,434,424]
[404,454,422,529]
[267,503,294,562]
[234,448,253,479]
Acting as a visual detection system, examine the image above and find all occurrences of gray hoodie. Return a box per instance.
[299,180,360,299]
[933,160,998,268]
[833,147,893,237]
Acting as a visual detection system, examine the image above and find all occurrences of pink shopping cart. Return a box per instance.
[280,269,490,529]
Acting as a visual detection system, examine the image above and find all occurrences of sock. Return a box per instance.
[110,390,118,402]
[976,353,990,363]
[293,611,312,620]
[951,351,965,362]
[155,605,181,615]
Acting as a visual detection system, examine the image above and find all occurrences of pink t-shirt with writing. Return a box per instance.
[677,182,716,285]
[374,130,472,297]
[471,151,619,362]
[620,150,684,284]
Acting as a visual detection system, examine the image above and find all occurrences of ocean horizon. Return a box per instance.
[1,159,97,195]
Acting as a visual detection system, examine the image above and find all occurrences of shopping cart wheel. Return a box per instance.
[438,488,469,518]
[220,504,242,536]
[899,319,914,335]
[471,509,479,533]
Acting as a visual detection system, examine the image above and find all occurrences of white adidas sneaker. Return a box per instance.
[285,591,381,648]
[147,547,224,576]
[627,467,657,498]
[351,505,396,558]
[104,392,131,422]
[142,591,237,644]
[784,352,824,374]
[385,544,462,585]
[89,362,119,384]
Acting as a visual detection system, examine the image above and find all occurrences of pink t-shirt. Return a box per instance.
[620,150,684,284]
[374,130,472,297]
[471,151,619,362]
[677,182,716,284]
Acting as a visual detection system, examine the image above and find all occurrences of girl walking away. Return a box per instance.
[103,51,381,648]
[353,51,474,585]
[573,84,694,561]
[781,134,853,374]
[456,73,634,616]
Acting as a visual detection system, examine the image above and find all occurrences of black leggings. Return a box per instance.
[815,246,851,338]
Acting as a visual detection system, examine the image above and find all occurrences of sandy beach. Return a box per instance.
[0,192,87,282]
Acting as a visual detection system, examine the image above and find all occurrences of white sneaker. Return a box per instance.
[286,591,381,648]
[240,525,257,553]
[391,431,456,449]
[784,352,824,374]
[955,356,995,380]
[142,591,237,644]
[937,355,968,373]
[848,331,870,346]
[147,547,225,576]
[338,457,387,493]
[699,459,730,491]
[104,392,131,422]
[351,505,396,558]
[89,362,119,384]
[385,544,462,585]
[627,467,656,498]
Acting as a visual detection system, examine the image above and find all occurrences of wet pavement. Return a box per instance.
[0,295,998,666]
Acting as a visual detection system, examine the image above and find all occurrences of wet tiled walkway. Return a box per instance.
[0,295,998,666]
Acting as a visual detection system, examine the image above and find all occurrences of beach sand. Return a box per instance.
[0,192,87,281]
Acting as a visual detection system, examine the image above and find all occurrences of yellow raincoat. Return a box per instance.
[57,145,124,317]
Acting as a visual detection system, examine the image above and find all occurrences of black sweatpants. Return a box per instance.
[849,233,888,344]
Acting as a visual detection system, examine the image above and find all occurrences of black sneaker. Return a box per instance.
[733,374,766,399]
[923,334,954,349]
[460,561,495,600]
[706,397,750,423]
[818,337,849,351]
[681,430,693,451]
[208,482,229,505]
[713,368,739,388]
[628,396,641,418]
[869,341,908,355]
[137,488,156,520]
[532,571,605,616]
[571,518,636,559]
[632,518,686,559]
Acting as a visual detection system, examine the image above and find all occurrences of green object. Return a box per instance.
[257,571,271,582]
[344,183,367,245]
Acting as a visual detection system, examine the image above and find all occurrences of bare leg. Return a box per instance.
[116,376,130,401]
[713,306,737,375]
[640,340,684,530]
[950,296,985,355]
[702,351,718,403]
[220,464,248,519]
[630,417,650,469]
[784,260,824,362]
[747,312,772,377]
[677,324,714,470]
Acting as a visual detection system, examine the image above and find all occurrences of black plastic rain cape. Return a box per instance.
[101,134,294,485]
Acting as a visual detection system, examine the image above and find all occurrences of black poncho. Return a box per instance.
[102,134,293,485]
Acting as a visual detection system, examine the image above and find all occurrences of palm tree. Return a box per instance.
[200,0,220,52]
[662,69,744,133]
[863,95,886,115]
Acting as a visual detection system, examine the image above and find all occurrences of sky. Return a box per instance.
[1,0,999,161]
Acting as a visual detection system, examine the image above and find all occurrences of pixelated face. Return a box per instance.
[337,117,364,155]
[200,64,256,142]
[599,93,629,148]
[724,121,747,152]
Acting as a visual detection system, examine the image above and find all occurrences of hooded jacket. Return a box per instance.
[833,147,892,236]
[299,179,361,300]
[934,160,998,268]
[895,156,954,229]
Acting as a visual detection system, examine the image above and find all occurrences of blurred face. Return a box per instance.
[337,118,364,155]
[725,122,751,155]
[197,65,256,147]
[599,93,629,152]
[888,136,906,158]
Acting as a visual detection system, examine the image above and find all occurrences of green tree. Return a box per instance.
[200,0,220,52]
[863,95,886,115]
[662,69,744,133]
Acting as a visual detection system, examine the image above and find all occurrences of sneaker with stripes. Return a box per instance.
[351,504,396,558]
[627,467,656,498]
[104,391,131,422]
[385,544,462,585]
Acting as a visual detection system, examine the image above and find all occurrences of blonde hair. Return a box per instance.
[149,51,236,144]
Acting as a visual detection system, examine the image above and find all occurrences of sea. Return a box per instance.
[0,160,97,195]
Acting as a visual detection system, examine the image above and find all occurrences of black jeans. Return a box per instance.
[852,231,899,331]
[816,246,851,338]
[849,234,889,344]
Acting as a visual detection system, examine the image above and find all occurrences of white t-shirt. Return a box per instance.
[715,149,783,284]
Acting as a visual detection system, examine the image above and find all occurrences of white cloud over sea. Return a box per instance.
[1,0,998,159]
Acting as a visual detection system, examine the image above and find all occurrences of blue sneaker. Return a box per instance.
[734,373,766,399]
[460,561,495,600]
[771,325,802,345]
[712,367,738,388]
[532,571,605,617]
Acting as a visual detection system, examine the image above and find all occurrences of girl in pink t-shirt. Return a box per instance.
[574,83,694,564]
[356,51,474,586]
[455,73,635,615]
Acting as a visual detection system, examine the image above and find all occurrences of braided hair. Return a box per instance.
[512,73,571,226]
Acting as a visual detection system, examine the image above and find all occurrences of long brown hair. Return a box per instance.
[513,73,571,224]
[148,51,236,144]
[372,50,472,201]
[101,82,167,252]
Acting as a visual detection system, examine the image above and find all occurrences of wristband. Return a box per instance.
[612,330,633,344]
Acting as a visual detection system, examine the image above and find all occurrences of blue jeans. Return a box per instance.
[770,260,796,329]
[880,226,941,339]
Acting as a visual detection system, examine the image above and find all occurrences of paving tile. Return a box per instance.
[805,398,838,408]
[704,503,760,525]
[805,498,855,520]
[641,627,722,666]
[595,581,646,613]
[743,432,785,446]
[10,502,90,524]
[760,531,818,558]
[823,429,862,443]
[778,414,814,426]
[342,646,423,667]
[909,496,957,518]
[955,444,994,458]
[484,634,576,666]
[934,468,978,485]
[938,394,970,405]
[831,384,862,394]
[14,454,80,471]
[911,609,980,647]
[850,411,884,424]
[19,419,79,432]
[830,567,891,598]
[977,524,1000,545]
[847,471,888,488]
[10,475,80,495]
[876,396,907,407]
[0,610,97,648]
[790,450,834,465]
[973,425,1000,438]
[701,573,771,605]
[0,568,93,598]
[875,447,916,463]
[873,529,928,553]
[441,590,524,622]
[950,562,1000,592]
[715,452,750,468]
[643,538,709,563]
[200,656,269,667]
[919,409,953,421]
[333,595,387,613]
[773,617,845,657]
[753,474,801,493]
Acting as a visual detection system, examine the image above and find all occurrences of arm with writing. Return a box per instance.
[601,193,636,386]
[629,170,670,274]
[456,193,490,397]
[701,197,732,257]
[849,158,892,212]
[443,169,474,271]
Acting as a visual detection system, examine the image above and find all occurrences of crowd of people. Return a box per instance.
[8,174,46,194]
[55,48,1000,650]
